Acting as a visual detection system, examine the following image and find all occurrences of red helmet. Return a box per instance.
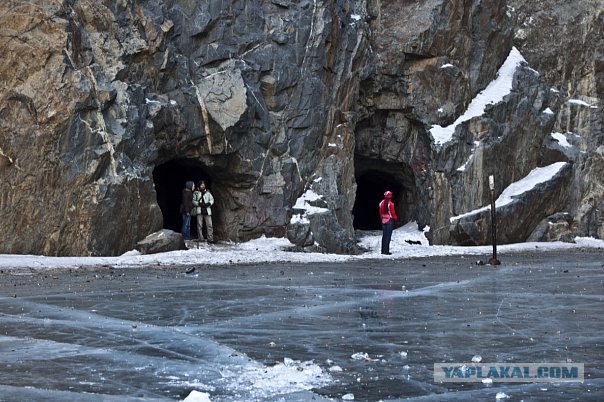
[384,191,393,198]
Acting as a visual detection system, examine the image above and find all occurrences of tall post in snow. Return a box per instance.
[488,175,501,265]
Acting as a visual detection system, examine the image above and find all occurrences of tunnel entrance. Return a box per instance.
[353,171,403,230]
[353,156,417,230]
[153,159,212,238]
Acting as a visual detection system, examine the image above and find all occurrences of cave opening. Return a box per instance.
[353,157,416,231]
[152,159,212,238]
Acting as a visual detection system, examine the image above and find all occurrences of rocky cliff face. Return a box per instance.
[0,0,601,256]
[508,0,604,241]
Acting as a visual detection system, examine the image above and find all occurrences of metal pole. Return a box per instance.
[488,175,500,265]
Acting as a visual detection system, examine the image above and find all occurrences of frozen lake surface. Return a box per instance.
[0,250,603,401]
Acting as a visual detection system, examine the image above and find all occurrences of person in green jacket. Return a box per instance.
[192,180,215,243]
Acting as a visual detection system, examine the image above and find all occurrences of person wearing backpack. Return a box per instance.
[192,180,215,243]
[379,191,398,255]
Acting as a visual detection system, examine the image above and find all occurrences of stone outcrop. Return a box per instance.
[0,0,601,256]
[450,162,573,245]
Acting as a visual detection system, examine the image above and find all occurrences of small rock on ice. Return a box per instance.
[472,355,482,363]
[495,392,510,399]
[342,393,355,400]
[482,378,493,385]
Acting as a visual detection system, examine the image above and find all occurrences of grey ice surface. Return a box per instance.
[0,250,603,401]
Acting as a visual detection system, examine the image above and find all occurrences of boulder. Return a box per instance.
[136,229,185,255]
[449,163,573,245]
[527,213,575,243]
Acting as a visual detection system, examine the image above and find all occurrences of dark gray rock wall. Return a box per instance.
[0,0,368,255]
[0,0,601,256]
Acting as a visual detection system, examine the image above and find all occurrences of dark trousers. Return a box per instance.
[381,219,394,254]
[181,213,192,240]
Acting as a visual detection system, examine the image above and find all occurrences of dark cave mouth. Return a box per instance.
[152,159,212,237]
[353,162,416,231]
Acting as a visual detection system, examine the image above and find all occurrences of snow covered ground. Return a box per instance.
[0,221,602,271]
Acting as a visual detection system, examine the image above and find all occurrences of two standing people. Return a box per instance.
[192,180,214,243]
[379,190,398,255]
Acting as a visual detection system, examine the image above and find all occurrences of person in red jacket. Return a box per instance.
[379,191,398,255]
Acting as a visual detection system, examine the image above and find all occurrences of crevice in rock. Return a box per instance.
[353,156,417,230]
[153,159,212,238]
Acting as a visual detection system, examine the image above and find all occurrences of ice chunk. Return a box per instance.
[183,390,212,402]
